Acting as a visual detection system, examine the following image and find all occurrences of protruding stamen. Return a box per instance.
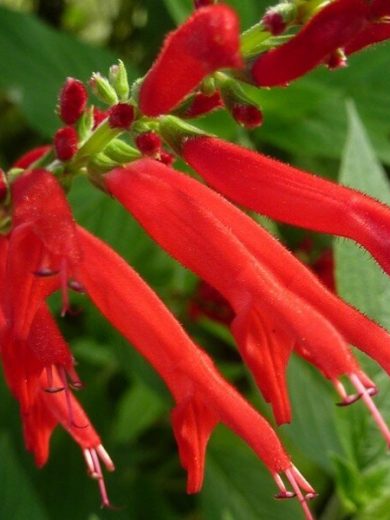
[83,448,99,479]
[349,373,390,447]
[290,465,317,498]
[273,472,295,499]
[34,267,60,277]
[96,444,115,472]
[90,448,111,508]
[68,279,85,293]
[60,258,70,317]
[66,365,84,390]
[58,367,87,429]
[285,467,316,520]
[43,365,65,393]
[333,379,362,406]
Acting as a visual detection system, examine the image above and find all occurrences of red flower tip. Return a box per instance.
[231,103,263,128]
[252,0,369,87]
[0,168,7,201]
[158,150,175,166]
[181,91,223,118]
[194,0,216,9]
[13,145,52,169]
[93,106,108,129]
[140,4,242,116]
[59,78,88,125]
[108,103,135,130]
[135,131,162,156]
[54,126,78,161]
[262,10,287,36]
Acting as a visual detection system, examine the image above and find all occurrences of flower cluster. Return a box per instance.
[1,1,390,519]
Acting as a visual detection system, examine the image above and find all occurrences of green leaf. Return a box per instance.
[0,433,49,520]
[284,358,346,472]
[162,0,192,24]
[112,381,167,443]
[0,6,127,137]
[333,103,390,513]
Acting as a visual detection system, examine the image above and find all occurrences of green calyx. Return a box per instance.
[159,116,209,155]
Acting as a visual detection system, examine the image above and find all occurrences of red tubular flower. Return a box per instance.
[76,226,315,514]
[108,103,135,130]
[180,134,390,279]
[345,22,390,54]
[104,158,390,443]
[252,0,369,86]
[6,169,81,337]
[139,5,242,116]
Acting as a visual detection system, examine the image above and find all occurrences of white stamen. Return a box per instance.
[350,373,390,447]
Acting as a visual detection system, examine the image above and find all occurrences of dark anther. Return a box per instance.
[274,491,296,500]
[68,279,85,293]
[336,393,362,406]
[44,385,65,393]
[34,267,60,277]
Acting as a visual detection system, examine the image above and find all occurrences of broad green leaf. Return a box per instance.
[334,103,390,513]
[0,6,124,137]
[0,433,49,520]
[284,358,346,472]
[112,381,167,443]
[162,0,192,24]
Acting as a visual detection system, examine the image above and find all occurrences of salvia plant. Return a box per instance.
[1,1,390,519]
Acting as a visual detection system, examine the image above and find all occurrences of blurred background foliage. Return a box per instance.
[0,1,390,519]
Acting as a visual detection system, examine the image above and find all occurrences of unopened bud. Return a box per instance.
[158,150,175,166]
[135,132,162,156]
[177,91,223,119]
[59,78,88,125]
[90,73,118,106]
[326,48,347,69]
[232,104,263,128]
[194,0,217,10]
[219,76,263,129]
[93,106,109,129]
[109,60,130,101]
[54,126,78,161]
[108,103,135,129]
[262,3,297,36]
[0,168,8,201]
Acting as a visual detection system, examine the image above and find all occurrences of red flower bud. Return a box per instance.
[140,5,242,116]
[231,103,263,128]
[182,91,223,118]
[262,10,287,36]
[135,131,162,156]
[326,48,347,69]
[108,103,134,129]
[158,150,175,166]
[59,78,88,125]
[92,106,108,128]
[194,0,216,9]
[54,126,78,161]
[252,0,369,86]
[0,168,7,201]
